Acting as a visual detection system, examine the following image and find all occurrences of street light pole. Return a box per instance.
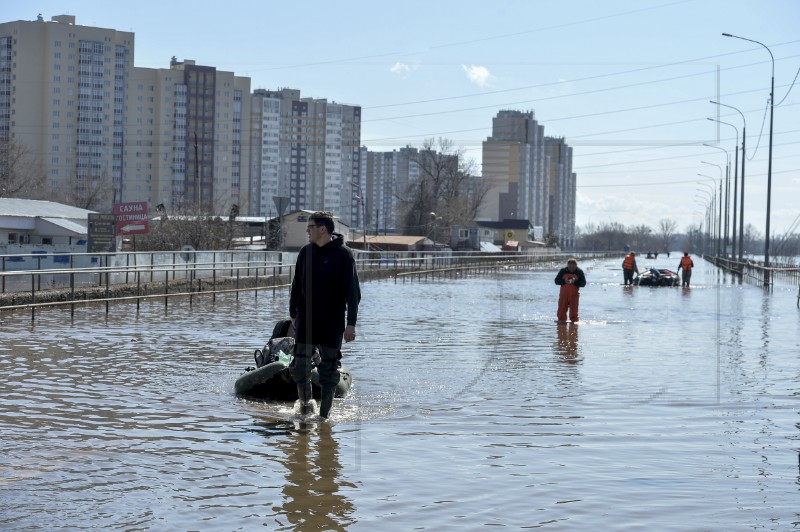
[710,100,746,262]
[707,117,739,260]
[703,146,730,256]
[695,196,712,255]
[697,181,717,254]
[723,33,774,286]
[701,163,724,257]
[351,180,368,251]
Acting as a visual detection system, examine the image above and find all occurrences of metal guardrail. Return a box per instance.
[706,255,800,307]
[707,255,800,286]
[0,249,614,317]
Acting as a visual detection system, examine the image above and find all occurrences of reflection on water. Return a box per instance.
[1,256,799,529]
[251,419,356,530]
[554,322,580,362]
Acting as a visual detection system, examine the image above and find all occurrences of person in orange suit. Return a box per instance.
[622,251,639,285]
[554,258,587,323]
[677,252,694,287]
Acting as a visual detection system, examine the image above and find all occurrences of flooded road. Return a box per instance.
[1,255,799,530]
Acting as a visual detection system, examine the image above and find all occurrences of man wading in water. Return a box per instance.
[289,211,361,418]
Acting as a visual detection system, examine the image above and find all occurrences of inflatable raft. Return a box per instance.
[634,267,680,287]
[235,337,353,400]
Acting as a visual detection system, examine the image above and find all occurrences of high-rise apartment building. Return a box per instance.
[480,110,547,225]
[249,88,361,224]
[0,16,252,216]
[128,59,251,215]
[545,137,576,248]
[360,146,421,233]
[481,110,576,247]
[0,15,134,208]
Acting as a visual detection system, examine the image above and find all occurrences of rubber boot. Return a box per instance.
[296,381,315,416]
[319,386,335,419]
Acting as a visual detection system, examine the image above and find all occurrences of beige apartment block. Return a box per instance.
[128,59,251,216]
[0,15,251,217]
[480,109,576,247]
[0,14,134,209]
[480,110,548,226]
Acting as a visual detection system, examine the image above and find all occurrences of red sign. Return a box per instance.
[113,201,150,236]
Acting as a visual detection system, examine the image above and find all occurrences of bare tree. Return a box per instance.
[576,221,628,251]
[683,222,703,254]
[629,224,653,251]
[0,139,48,199]
[397,138,488,237]
[133,203,240,251]
[66,173,114,211]
[657,218,678,253]
[742,223,762,257]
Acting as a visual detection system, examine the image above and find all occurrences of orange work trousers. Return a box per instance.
[557,285,580,322]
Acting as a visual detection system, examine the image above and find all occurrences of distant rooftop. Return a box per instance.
[0,198,96,219]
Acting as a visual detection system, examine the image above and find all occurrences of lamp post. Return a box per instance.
[691,209,707,255]
[695,194,713,254]
[693,201,709,253]
[351,181,368,251]
[701,162,725,256]
[702,146,730,256]
[723,33,774,285]
[698,173,721,256]
[707,116,739,260]
[711,101,747,262]
[429,212,441,249]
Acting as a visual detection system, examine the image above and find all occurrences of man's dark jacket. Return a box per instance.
[289,233,361,348]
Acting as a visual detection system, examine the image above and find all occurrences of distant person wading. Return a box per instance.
[622,252,639,286]
[677,252,694,287]
[554,258,587,323]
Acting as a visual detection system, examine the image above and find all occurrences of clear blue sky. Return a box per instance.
[7,0,800,244]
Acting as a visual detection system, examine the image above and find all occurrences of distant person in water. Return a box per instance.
[677,252,694,287]
[622,252,639,285]
[554,258,587,323]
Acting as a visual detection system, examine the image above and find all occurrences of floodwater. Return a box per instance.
[1,256,799,530]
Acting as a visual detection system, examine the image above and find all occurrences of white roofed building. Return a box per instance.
[0,198,94,251]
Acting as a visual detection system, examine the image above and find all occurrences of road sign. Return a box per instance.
[272,196,291,215]
[113,201,149,236]
[87,213,116,252]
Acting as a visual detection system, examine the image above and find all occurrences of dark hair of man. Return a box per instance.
[309,211,335,234]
